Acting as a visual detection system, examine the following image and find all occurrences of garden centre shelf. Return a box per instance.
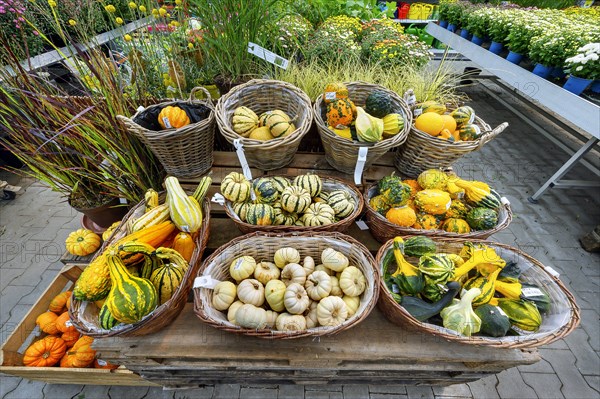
[426,22,600,202]
[393,19,438,23]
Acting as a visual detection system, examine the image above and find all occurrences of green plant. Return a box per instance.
[266,13,313,58]
[564,43,600,80]
[465,7,494,38]
[304,28,361,64]
[368,35,432,68]
[505,12,551,54]
[360,22,404,60]
[0,0,44,59]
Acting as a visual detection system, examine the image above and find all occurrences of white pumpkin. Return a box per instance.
[212,281,237,311]
[305,271,332,301]
[339,266,366,297]
[342,295,360,317]
[265,310,279,329]
[230,256,256,281]
[304,301,319,329]
[281,263,307,286]
[329,276,343,297]
[235,304,267,329]
[237,279,265,307]
[284,283,310,315]
[274,247,300,268]
[265,279,287,312]
[227,300,244,324]
[253,261,280,285]
[303,256,315,275]
[276,313,307,332]
[317,296,348,327]
[314,264,334,276]
[321,248,349,272]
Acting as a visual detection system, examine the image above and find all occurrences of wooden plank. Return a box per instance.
[0,367,157,387]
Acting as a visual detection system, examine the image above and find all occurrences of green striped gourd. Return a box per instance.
[264,110,294,138]
[150,263,185,305]
[450,106,474,127]
[280,186,311,214]
[193,176,212,203]
[99,303,119,330]
[105,251,157,324]
[441,218,471,233]
[144,188,159,212]
[221,172,251,202]
[390,237,424,296]
[245,203,275,226]
[453,179,501,209]
[418,254,455,284]
[231,201,252,222]
[232,106,258,137]
[252,177,280,204]
[327,190,356,218]
[165,176,203,233]
[313,191,330,203]
[497,298,542,333]
[302,203,335,226]
[272,203,299,226]
[466,207,498,231]
[416,101,446,115]
[462,268,502,307]
[402,236,436,257]
[130,204,170,233]
[270,176,291,195]
[293,174,322,197]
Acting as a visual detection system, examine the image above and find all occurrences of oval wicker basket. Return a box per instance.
[117,87,216,179]
[364,183,513,243]
[394,111,508,177]
[193,231,380,339]
[224,175,364,234]
[313,82,412,174]
[215,79,313,171]
[69,192,211,337]
[376,237,580,348]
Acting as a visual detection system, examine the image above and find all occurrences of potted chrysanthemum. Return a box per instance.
[563,43,600,95]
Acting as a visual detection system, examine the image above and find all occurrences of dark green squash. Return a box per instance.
[474,304,510,337]
[365,90,393,118]
[397,281,460,322]
[466,207,498,231]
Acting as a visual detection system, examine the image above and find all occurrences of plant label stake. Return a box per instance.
[247,42,289,70]
[233,139,256,200]
[354,147,368,186]
[194,275,221,290]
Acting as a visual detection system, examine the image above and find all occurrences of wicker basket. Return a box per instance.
[394,112,508,177]
[69,192,211,337]
[215,79,313,171]
[224,175,364,234]
[193,231,379,339]
[376,237,580,348]
[364,183,513,243]
[117,87,216,179]
[313,82,411,174]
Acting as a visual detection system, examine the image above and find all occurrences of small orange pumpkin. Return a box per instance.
[61,330,81,348]
[72,335,94,350]
[402,179,421,198]
[413,213,440,230]
[158,105,191,129]
[56,312,76,333]
[49,291,71,314]
[94,358,119,370]
[326,98,355,127]
[386,206,417,227]
[61,343,96,368]
[23,336,67,367]
[65,229,101,256]
[36,311,59,335]
[66,294,72,311]
[171,232,195,263]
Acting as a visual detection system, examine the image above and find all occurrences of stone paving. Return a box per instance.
[0,83,599,398]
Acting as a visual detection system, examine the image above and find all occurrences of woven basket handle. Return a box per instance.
[476,122,508,150]
[189,86,214,109]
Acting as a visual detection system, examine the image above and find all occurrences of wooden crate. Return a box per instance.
[0,265,157,386]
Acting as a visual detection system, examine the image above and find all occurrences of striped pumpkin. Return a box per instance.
[293,174,322,197]
[231,201,252,222]
[327,190,356,218]
[129,204,170,233]
[246,203,275,226]
[264,111,295,138]
[232,106,259,137]
[301,203,336,226]
[280,186,311,214]
[221,172,251,202]
[150,263,185,305]
[165,176,203,233]
[99,303,119,330]
[271,176,291,195]
[313,191,330,204]
[105,252,158,324]
[273,203,299,226]
[463,268,501,307]
[192,176,212,203]
[253,177,280,204]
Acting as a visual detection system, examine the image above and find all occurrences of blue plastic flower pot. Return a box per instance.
[447,23,457,32]
[563,76,592,95]
[506,51,523,65]
[550,67,566,79]
[471,35,484,45]
[460,29,472,39]
[489,41,504,54]
[590,80,600,94]
[439,20,448,28]
[532,63,552,79]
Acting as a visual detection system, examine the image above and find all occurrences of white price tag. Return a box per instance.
[468,112,476,124]
[211,193,226,206]
[232,140,255,201]
[193,275,221,289]
[96,359,108,366]
[521,287,544,297]
[136,105,145,113]
[355,220,369,230]
[403,89,417,107]
[354,147,368,186]
[162,117,172,129]
[65,320,73,327]
[324,92,337,101]
[413,108,423,117]
[247,42,289,69]
[544,266,560,278]
[496,307,508,318]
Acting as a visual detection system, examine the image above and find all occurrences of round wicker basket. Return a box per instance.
[117,87,216,179]
[193,231,379,339]
[364,183,513,243]
[215,79,313,171]
[69,192,211,338]
[394,111,508,177]
[313,82,411,174]
[224,175,364,234]
[376,237,580,349]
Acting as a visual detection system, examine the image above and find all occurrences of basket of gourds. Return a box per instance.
[394,102,508,177]
[313,81,412,174]
[220,172,364,234]
[215,79,313,171]
[376,236,580,348]
[69,177,211,337]
[364,169,513,243]
[193,231,380,339]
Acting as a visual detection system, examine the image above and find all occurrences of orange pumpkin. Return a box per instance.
[94,358,119,370]
[61,343,96,368]
[386,206,417,227]
[158,105,191,129]
[66,294,72,311]
[49,291,71,314]
[402,179,422,198]
[413,213,440,230]
[65,229,101,256]
[23,336,66,367]
[171,232,195,263]
[326,98,355,127]
[36,311,59,335]
[56,312,76,333]
[61,330,81,348]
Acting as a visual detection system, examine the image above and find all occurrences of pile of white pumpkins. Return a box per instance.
[211,246,368,332]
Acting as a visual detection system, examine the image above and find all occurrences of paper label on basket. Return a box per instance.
[413,108,423,117]
[96,359,108,366]
[65,320,73,328]
[354,147,368,185]
[355,220,369,230]
[544,266,560,278]
[162,117,172,129]
[501,197,510,206]
[248,42,289,69]
[193,276,220,289]
[511,325,535,335]
[403,89,417,107]
[324,92,337,101]
[496,307,508,318]
[136,106,145,113]
[522,287,544,297]
[468,112,476,124]
[232,139,254,190]
[211,193,226,206]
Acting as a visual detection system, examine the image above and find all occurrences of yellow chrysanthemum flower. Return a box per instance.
[188,42,194,49]
[175,0,182,4]
[159,8,167,17]
[124,34,132,42]
[105,4,116,13]
[48,0,57,7]
[115,17,124,25]
[151,8,159,16]
[170,21,180,27]
[128,2,137,9]
[68,19,76,26]
[139,5,146,12]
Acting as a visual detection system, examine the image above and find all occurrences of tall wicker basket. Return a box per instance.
[117,87,216,179]
[216,79,313,171]
[313,82,411,174]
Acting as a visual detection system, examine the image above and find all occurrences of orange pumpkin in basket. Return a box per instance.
[60,343,96,368]
[49,291,71,314]
[61,330,81,348]
[22,336,66,367]
[36,311,59,335]
[386,206,417,227]
[56,311,76,333]
[171,232,195,263]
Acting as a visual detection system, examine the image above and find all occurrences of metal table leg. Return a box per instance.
[529,137,600,203]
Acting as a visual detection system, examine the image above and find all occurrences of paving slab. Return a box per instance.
[521,372,563,399]
[2,378,45,399]
[467,375,500,399]
[368,394,408,399]
[0,375,21,398]
[304,391,343,399]
[432,384,472,397]
[405,385,435,399]
[563,328,600,376]
[212,384,241,399]
[341,385,370,399]
[368,385,407,395]
[496,368,538,399]
[172,385,215,399]
[238,386,278,399]
[540,349,599,398]
[278,384,305,399]
[42,384,84,399]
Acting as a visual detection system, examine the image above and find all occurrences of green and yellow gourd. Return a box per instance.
[369,194,390,215]
[450,106,474,127]
[246,203,275,226]
[418,254,455,285]
[302,203,335,226]
[474,304,511,337]
[129,204,170,233]
[293,174,322,197]
[441,218,471,233]
[414,189,452,215]
[365,90,393,118]
[144,189,159,212]
[231,201,252,222]
[104,251,157,324]
[389,237,424,296]
[453,179,501,209]
[264,111,295,138]
[403,236,437,257]
[453,243,505,279]
[497,298,542,333]
[355,107,383,143]
[462,268,502,307]
[413,213,440,230]
[192,176,212,203]
[445,200,469,219]
[280,186,311,214]
[327,190,356,218]
[378,173,403,193]
[417,169,448,190]
[466,207,499,231]
[232,106,259,137]
[270,176,291,195]
[99,303,119,330]
[150,262,185,306]
[382,113,404,137]
[272,203,298,226]
[415,101,446,115]
[323,82,349,104]
[458,124,481,141]
[252,177,280,204]
[221,172,252,203]
[326,98,354,127]
[381,182,411,207]
[165,176,203,233]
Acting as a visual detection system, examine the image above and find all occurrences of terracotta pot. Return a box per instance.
[69,196,128,228]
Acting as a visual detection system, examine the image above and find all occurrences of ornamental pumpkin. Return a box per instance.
[327,190,356,218]
[276,313,307,331]
[305,270,332,300]
[36,311,59,335]
[317,296,348,327]
[414,189,452,215]
[158,105,190,129]
[321,248,349,272]
[237,279,265,307]
[264,110,295,138]
[246,203,275,226]
[369,194,390,215]
[386,206,417,227]
[442,218,471,233]
[253,261,280,285]
[303,256,315,275]
[49,291,71,314]
[65,229,101,256]
[417,169,448,190]
[56,311,76,333]
[280,185,311,214]
[412,213,440,230]
[446,200,469,219]
[302,203,335,227]
[274,247,300,268]
[329,275,343,297]
[272,203,299,226]
[327,98,354,128]
[253,177,280,204]
[355,107,383,143]
[230,256,256,281]
[293,174,322,197]
[102,221,120,242]
[212,281,237,311]
[150,261,185,306]
[227,300,245,324]
[235,304,267,329]
[284,283,310,315]
[94,359,119,370]
[323,82,349,104]
[60,342,96,368]
[339,266,366,297]
[265,310,279,329]
[232,106,259,137]
[165,176,203,233]
[402,179,421,197]
[171,232,195,263]
[271,176,291,194]
[23,336,66,367]
[381,182,411,207]
[265,279,287,312]
[281,263,307,286]
[231,201,252,222]
[304,301,319,328]
[342,295,360,317]
[61,330,81,348]
[221,172,252,203]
